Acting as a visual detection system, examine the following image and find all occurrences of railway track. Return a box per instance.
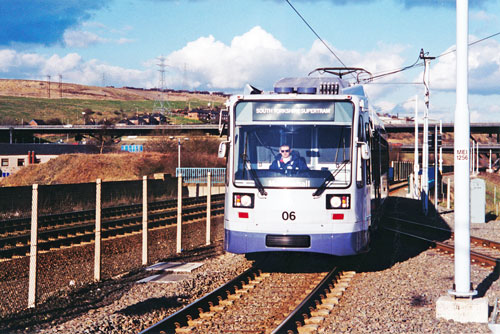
[384,216,500,268]
[0,194,224,260]
[140,255,356,334]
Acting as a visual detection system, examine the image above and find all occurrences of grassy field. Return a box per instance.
[0,96,219,125]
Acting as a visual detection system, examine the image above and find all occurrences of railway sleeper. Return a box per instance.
[298,324,320,334]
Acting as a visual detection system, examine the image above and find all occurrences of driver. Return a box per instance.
[270,145,308,171]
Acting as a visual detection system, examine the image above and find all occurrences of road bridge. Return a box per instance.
[397,144,500,154]
[0,124,221,143]
[385,122,500,142]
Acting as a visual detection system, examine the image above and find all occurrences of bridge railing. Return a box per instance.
[176,168,226,184]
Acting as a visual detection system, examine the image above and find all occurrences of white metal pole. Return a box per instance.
[206,172,211,245]
[476,141,479,174]
[435,124,438,209]
[422,60,430,216]
[177,173,182,253]
[439,120,443,174]
[414,95,419,199]
[489,149,492,170]
[94,179,102,282]
[451,0,475,297]
[142,176,148,265]
[178,138,181,170]
[439,121,443,198]
[471,140,474,173]
[28,184,38,308]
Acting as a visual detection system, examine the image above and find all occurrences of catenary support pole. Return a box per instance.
[94,179,102,282]
[28,184,39,308]
[435,124,438,209]
[142,176,148,265]
[414,95,419,199]
[206,172,211,245]
[422,105,428,214]
[422,55,430,216]
[476,141,479,174]
[450,0,475,298]
[489,149,492,171]
[439,120,443,175]
[471,139,474,173]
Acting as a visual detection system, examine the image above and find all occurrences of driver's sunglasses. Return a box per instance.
[280,149,290,153]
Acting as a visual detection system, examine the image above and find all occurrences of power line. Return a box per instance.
[284,0,353,79]
[437,31,500,58]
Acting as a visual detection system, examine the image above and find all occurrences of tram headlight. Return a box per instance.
[326,194,350,209]
[233,193,254,208]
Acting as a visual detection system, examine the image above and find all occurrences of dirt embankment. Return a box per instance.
[0,153,176,187]
[0,79,226,103]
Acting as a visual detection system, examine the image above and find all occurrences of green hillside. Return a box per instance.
[0,96,220,125]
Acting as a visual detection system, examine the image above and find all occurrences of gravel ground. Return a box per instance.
[30,252,253,334]
[2,191,500,333]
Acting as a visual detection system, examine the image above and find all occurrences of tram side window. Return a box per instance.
[365,122,371,185]
[356,116,364,188]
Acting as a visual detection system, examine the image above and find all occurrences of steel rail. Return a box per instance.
[0,202,224,259]
[271,266,341,333]
[0,200,224,248]
[385,216,500,251]
[139,267,258,334]
[382,226,499,268]
[0,194,224,235]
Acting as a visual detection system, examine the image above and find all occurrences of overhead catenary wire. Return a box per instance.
[364,31,500,83]
[437,31,500,58]
[284,0,356,81]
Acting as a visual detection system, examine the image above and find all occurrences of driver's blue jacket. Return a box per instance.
[270,151,308,171]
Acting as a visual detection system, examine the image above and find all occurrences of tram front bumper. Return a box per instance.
[224,229,367,256]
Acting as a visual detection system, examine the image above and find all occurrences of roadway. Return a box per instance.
[0,124,222,143]
[398,144,500,154]
[385,122,500,140]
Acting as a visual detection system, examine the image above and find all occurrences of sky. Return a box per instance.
[0,0,499,122]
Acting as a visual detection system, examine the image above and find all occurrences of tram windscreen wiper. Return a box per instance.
[242,134,267,196]
[312,160,349,197]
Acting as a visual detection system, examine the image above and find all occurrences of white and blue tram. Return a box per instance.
[219,69,389,256]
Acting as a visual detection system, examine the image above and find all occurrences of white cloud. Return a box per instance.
[165,26,294,90]
[117,38,135,45]
[163,26,409,96]
[471,10,497,22]
[424,36,500,95]
[0,49,17,71]
[63,30,107,48]
[0,48,153,88]
[0,49,46,72]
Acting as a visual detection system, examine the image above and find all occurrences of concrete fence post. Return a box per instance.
[446,178,451,210]
[28,184,38,308]
[142,176,148,265]
[496,186,498,217]
[94,179,102,282]
[206,172,211,245]
[177,173,182,253]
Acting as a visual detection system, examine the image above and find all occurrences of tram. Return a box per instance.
[219,68,389,256]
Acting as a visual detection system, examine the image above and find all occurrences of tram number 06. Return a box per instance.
[282,211,296,221]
